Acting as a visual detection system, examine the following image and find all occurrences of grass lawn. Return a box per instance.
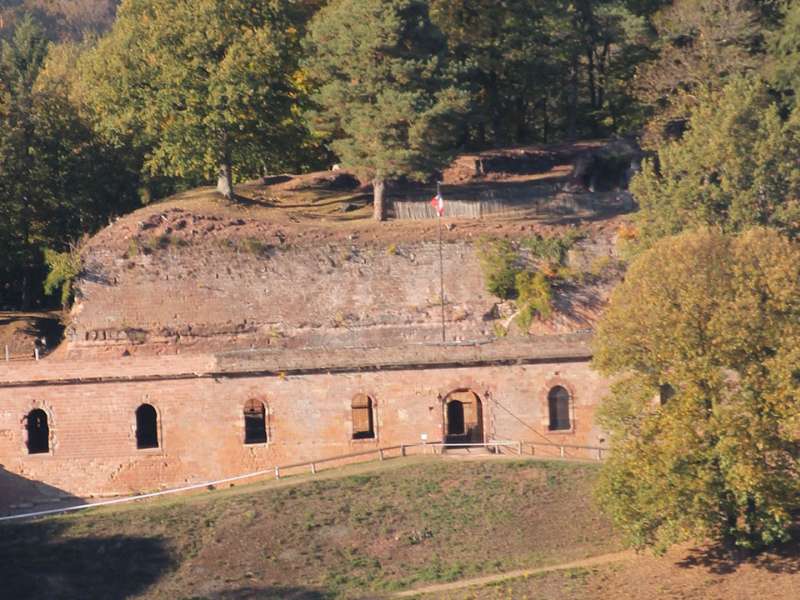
[0,456,618,599]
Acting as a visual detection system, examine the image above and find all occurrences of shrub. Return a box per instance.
[43,246,82,308]
[524,229,584,265]
[477,237,520,299]
[514,270,553,330]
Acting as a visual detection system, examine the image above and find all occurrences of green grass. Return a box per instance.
[0,457,619,599]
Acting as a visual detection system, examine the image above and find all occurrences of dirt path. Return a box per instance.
[392,550,636,598]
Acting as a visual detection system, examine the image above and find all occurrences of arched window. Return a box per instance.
[26,409,49,454]
[548,386,571,431]
[244,400,268,444]
[136,404,159,449]
[352,394,375,440]
[659,384,675,406]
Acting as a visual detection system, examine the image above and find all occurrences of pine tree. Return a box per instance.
[635,0,762,147]
[304,0,469,221]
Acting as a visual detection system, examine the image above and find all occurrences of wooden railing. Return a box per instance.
[0,439,606,522]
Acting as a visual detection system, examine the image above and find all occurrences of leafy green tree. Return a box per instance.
[630,76,800,250]
[635,0,762,147]
[594,228,800,552]
[769,1,800,102]
[304,0,469,220]
[0,15,138,308]
[430,0,655,146]
[81,0,312,200]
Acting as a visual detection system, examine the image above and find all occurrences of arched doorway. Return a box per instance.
[443,390,484,445]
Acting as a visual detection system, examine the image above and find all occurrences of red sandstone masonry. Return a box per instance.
[0,350,608,505]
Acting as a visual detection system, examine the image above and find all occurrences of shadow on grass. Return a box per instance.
[676,524,800,575]
[0,520,175,599]
[198,587,332,599]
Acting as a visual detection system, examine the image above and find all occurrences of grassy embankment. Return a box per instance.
[0,456,617,599]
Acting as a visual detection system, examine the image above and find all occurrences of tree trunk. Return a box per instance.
[373,178,386,222]
[567,55,579,141]
[217,160,234,200]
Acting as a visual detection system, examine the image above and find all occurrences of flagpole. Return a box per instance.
[437,181,446,344]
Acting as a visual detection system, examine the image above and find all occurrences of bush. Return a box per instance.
[43,246,82,308]
[477,238,520,299]
[515,271,553,330]
[524,230,584,265]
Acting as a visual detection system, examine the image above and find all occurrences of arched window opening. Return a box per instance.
[659,383,676,406]
[136,404,159,449]
[26,409,49,454]
[244,400,268,444]
[548,386,571,431]
[352,394,375,440]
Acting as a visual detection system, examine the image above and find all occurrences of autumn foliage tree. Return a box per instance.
[593,228,800,552]
[304,0,469,221]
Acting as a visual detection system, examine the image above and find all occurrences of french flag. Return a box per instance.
[431,191,444,217]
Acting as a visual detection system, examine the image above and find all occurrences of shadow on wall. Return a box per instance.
[0,519,175,600]
[0,465,82,517]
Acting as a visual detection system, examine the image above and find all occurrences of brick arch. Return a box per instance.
[22,405,52,455]
[243,398,269,445]
[441,388,485,444]
[351,393,377,441]
[541,377,577,433]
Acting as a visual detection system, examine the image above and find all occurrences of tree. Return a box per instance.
[593,228,800,552]
[769,1,800,103]
[0,16,139,308]
[0,0,119,42]
[635,0,762,147]
[429,0,656,146]
[629,76,800,250]
[304,0,469,221]
[80,0,311,200]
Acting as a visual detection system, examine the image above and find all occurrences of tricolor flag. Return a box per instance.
[431,191,445,217]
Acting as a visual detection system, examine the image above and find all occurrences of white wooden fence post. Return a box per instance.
[274,466,280,480]
[560,446,565,458]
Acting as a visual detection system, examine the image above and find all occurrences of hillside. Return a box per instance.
[0,457,618,599]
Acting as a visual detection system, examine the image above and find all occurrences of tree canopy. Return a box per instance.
[304,0,469,220]
[635,0,762,147]
[0,16,138,308]
[80,0,313,199]
[593,228,800,551]
[629,76,800,250]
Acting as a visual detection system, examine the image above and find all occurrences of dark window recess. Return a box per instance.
[136,404,159,449]
[352,394,375,439]
[26,409,49,454]
[659,383,676,406]
[244,400,268,444]
[548,386,571,431]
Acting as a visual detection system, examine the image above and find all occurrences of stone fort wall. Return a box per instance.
[0,347,608,506]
